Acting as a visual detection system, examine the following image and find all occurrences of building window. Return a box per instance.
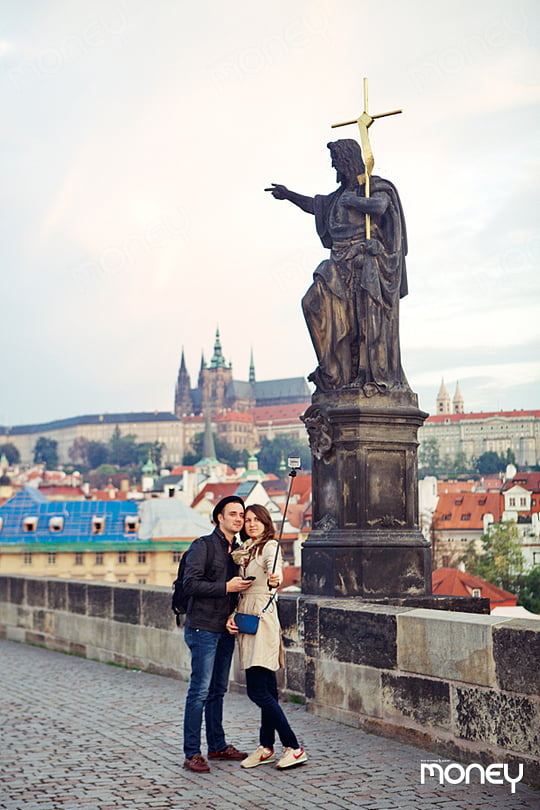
[138,578,147,585]
[23,517,38,532]
[508,497,516,507]
[519,497,527,507]
[125,516,138,534]
[172,550,182,563]
[92,516,105,535]
[95,552,104,565]
[461,514,471,521]
[533,552,540,566]
[117,577,127,583]
[48,552,56,565]
[49,516,64,533]
[118,551,127,564]
[472,588,481,597]
[137,551,146,564]
[74,551,84,565]
[24,552,32,565]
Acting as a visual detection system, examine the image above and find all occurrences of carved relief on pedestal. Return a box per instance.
[314,513,338,532]
[302,405,335,464]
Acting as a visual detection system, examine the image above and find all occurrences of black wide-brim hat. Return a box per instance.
[212,495,245,525]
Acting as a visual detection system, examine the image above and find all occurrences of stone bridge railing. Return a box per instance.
[1,575,538,787]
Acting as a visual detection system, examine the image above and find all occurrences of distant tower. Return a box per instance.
[436,379,452,415]
[453,381,464,414]
[202,409,217,460]
[201,328,233,414]
[174,348,192,417]
[249,348,256,384]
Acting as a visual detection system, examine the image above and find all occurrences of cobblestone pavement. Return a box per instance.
[0,640,538,810]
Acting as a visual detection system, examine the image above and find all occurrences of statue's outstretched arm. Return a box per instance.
[264,184,315,215]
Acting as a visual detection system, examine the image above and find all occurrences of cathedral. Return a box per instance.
[174,329,311,417]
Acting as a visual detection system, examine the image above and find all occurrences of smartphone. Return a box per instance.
[243,576,256,581]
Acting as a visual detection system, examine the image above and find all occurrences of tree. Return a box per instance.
[33,437,58,468]
[515,566,540,614]
[135,441,163,468]
[449,450,475,478]
[107,428,139,467]
[86,440,109,469]
[0,443,20,465]
[68,437,89,466]
[184,431,243,469]
[89,463,119,489]
[475,449,515,476]
[257,435,311,477]
[464,521,524,592]
[418,439,440,476]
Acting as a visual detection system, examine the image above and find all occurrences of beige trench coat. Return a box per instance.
[236,540,284,671]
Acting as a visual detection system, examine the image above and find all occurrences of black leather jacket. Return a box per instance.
[183,527,239,632]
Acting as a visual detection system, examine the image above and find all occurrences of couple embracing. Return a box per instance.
[181,495,307,774]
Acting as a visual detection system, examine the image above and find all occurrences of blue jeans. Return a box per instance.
[183,627,235,758]
[245,666,299,750]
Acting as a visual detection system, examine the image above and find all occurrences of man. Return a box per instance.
[266,139,409,396]
[182,495,253,773]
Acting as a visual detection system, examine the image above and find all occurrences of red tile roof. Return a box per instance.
[38,486,85,499]
[502,472,540,493]
[432,568,517,609]
[250,403,310,425]
[433,491,502,530]
[216,411,254,424]
[426,409,540,424]
[191,482,239,509]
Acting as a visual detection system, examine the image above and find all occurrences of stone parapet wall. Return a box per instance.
[0,575,190,680]
[1,575,538,786]
[278,595,540,787]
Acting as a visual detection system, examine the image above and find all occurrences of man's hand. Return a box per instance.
[226,576,254,593]
[226,615,239,635]
[264,183,289,200]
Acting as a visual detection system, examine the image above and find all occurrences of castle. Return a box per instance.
[174,328,311,417]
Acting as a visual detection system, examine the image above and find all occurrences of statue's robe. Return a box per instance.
[302,176,409,394]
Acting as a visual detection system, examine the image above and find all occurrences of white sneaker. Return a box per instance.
[276,747,308,769]
[241,746,275,768]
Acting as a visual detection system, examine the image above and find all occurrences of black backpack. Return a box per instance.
[171,540,214,626]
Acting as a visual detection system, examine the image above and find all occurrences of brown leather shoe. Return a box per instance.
[208,744,248,760]
[183,754,210,772]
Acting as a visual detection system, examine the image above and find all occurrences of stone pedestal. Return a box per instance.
[301,388,431,597]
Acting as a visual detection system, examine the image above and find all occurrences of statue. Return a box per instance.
[266,138,410,396]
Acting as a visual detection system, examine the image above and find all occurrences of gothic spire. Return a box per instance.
[210,327,226,368]
[249,347,256,384]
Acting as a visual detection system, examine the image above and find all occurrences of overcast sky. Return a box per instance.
[2,0,539,427]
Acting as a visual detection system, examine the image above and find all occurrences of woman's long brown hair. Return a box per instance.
[244,504,275,554]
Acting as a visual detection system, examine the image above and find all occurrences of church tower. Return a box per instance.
[249,348,256,384]
[436,379,452,415]
[174,348,193,417]
[453,381,464,414]
[200,328,233,415]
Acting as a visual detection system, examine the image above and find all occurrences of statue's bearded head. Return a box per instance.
[327,139,365,184]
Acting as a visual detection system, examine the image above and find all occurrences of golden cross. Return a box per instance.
[331,78,401,238]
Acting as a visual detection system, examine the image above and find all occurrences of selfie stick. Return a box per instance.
[269,457,300,588]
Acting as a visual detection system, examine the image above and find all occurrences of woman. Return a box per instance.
[226,504,307,770]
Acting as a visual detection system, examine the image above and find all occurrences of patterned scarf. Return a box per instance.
[231,538,263,568]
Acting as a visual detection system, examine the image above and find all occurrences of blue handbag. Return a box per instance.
[234,592,276,635]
